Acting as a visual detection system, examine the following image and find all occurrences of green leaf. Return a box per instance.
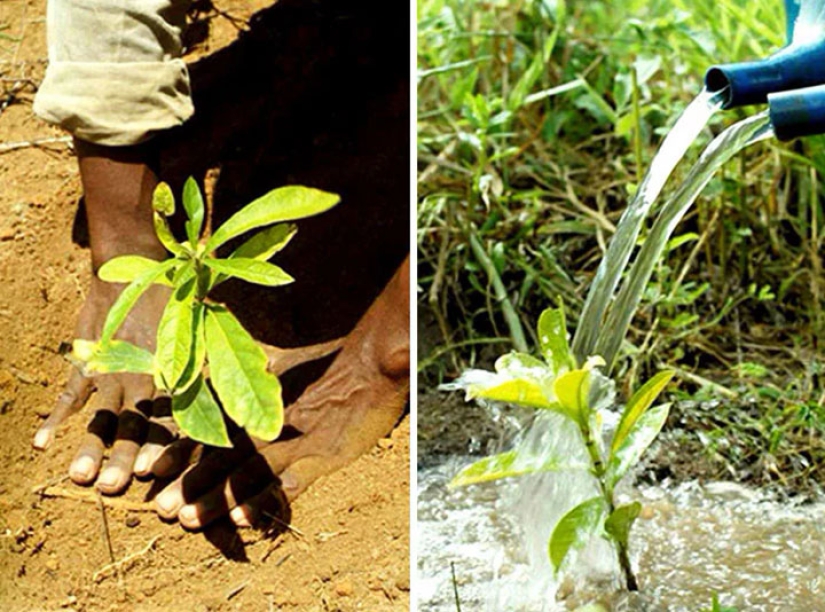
[205,186,339,252]
[182,177,205,245]
[174,301,207,394]
[604,502,641,549]
[172,375,231,448]
[204,257,294,287]
[450,449,590,487]
[469,378,556,409]
[73,339,154,375]
[98,255,172,286]
[154,212,185,256]
[153,182,175,216]
[538,305,575,373]
[549,496,606,574]
[204,305,284,441]
[553,369,590,426]
[606,403,671,489]
[611,370,674,454]
[229,223,297,261]
[100,259,177,344]
[154,281,197,391]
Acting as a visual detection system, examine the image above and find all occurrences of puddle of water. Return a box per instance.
[417,457,825,611]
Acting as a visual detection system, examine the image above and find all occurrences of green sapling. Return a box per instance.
[450,303,674,591]
[72,178,340,448]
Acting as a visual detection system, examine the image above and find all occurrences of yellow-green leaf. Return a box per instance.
[98,255,172,286]
[470,378,555,409]
[611,370,674,454]
[604,502,641,549]
[153,182,175,216]
[73,339,154,375]
[182,177,204,245]
[173,301,207,395]
[230,223,297,261]
[606,403,671,489]
[549,496,605,574]
[172,375,231,448]
[204,257,294,287]
[553,369,590,425]
[204,305,284,441]
[538,305,575,372]
[100,259,177,344]
[155,282,196,391]
[154,212,185,256]
[450,449,590,487]
[206,186,339,252]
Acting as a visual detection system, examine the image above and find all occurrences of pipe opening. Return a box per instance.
[705,67,733,103]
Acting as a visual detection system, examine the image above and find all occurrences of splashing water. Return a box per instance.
[572,88,727,364]
[595,112,774,369]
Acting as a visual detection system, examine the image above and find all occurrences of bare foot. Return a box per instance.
[152,256,410,529]
[33,139,175,495]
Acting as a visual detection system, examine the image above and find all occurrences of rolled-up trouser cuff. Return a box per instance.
[33,59,194,146]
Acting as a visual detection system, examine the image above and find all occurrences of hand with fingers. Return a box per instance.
[149,256,410,531]
[33,277,176,494]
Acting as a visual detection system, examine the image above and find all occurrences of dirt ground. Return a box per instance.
[0,1,410,610]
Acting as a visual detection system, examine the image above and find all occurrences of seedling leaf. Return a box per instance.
[98,255,171,286]
[175,301,207,394]
[204,305,284,441]
[604,501,641,550]
[470,378,556,409]
[611,370,674,454]
[606,403,671,489]
[230,223,297,261]
[154,212,186,256]
[153,182,175,216]
[155,281,197,391]
[205,186,339,252]
[538,305,575,372]
[450,449,590,487]
[553,369,590,426]
[182,177,205,245]
[100,259,177,344]
[204,257,294,287]
[72,339,154,375]
[549,496,606,574]
[172,375,231,447]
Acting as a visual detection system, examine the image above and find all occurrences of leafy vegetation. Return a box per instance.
[73,179,339,447]
[450,305,672,590]
[418,0,825,490]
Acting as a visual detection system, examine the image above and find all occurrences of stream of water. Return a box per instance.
[571,89,726,364]
[418,455,825,611]
[594,112,775,370]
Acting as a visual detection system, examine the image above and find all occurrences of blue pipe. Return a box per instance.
[704,0,825,109]
[705,42,825,109]
[768,84,825,139]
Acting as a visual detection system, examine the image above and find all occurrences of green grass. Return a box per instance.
[418,0,825,490]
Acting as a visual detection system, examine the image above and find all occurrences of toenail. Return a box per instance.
[179,504,200,526]
[134,453,150,475]
[281,472,299,491]
[70,456,96,481]
[33,429,52,450]
[156,490,181,514]
[97,468,120,489]
[230,506,251,527]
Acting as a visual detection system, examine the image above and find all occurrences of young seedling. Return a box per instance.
[72,178,340,448]
[449,304,674,592]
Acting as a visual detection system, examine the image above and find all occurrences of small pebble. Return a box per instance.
[377,438,393,450]
[125,516,141,528]
[334,579,353,597]
[45,557,59,572]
